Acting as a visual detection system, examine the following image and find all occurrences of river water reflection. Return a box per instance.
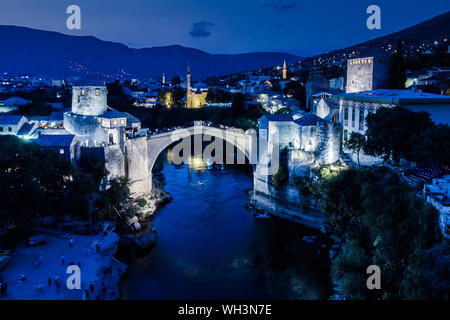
[120,155,331,300]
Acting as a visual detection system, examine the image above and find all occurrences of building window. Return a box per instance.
[8,127,12,132]
[352,108,356,121]
[60,149,65,154]
[344,107,348,120]
[95,89,100,96]
[344,129,348,141]
[109,134,114,144]
[0,127,3,132]
[359,111,365,130]
[81,89,85,95]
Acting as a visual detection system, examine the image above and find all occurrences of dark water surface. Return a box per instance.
[120,158,331,300]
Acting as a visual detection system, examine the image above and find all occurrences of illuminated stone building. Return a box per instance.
[346,56,390,93]
[63,85,151,194]
[186,64,208,108]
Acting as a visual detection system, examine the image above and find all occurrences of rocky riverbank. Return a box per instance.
[126,176,173,229]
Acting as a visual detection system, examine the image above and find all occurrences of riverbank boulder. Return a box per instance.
[134,228,157,249]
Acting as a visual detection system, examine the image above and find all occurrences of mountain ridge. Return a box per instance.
[311,11,450,60]
[0,25,300,79]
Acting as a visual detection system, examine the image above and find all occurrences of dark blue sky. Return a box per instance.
[0,0,449,56]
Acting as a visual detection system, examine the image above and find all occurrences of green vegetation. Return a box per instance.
[344,132,366,167]
[0,136,106,231]
[364,106,450,166]
[206,88,232,103]
[316,166,446,299]
[292,164,448,299]
[270,165,289,188]
[158,87,185,107]
[282,81,306,109]
[95,177,130,220]
[0,135,148,239]
[388,40,407,90]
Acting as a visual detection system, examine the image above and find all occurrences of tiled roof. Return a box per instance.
[293,113,327,126]
[124,112,140,125]
[259,114,293,122]
[35,134,76,147]
[16,122,36,136]
[0,115,25,125]
[102,109,127,119]
[336,89,450,104]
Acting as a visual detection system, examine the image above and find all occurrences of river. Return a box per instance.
[120,154,331,300]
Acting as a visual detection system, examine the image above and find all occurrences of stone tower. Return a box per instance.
[346,56,391,93]
[71,86,107,116]
[282,60,287,80]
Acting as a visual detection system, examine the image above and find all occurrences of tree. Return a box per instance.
[283,81,306,108]
[388,40,406,89]
[206,88,231,103]
[231,93,246,117]
[344,132,366,167]
[0,136,83,227]
[320,166,444,299]
[270,165,289,188]
[80,157,108,189]
[159,91,174,107]
[171,76,181,86]
[95,177,131,220]
[364,106,434,165]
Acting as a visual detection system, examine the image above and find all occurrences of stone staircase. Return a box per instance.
[340,152,355,166]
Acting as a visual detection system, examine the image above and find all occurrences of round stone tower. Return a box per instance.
[71,86,107,116]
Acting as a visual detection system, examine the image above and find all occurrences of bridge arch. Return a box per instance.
[146,125,257,189]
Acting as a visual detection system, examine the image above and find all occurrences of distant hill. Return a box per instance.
[0,25,300,79]
[306,11,450,62]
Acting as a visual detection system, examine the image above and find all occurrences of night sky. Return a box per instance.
[0,0,449,56]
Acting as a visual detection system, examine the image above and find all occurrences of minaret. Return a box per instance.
[186,62,191,108]
[282,59,287,80]
[162,73,166,85]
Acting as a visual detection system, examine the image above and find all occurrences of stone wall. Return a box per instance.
[287,149,314,178]
[81,145,126,185]
[249,186,324,229]
[126,136,151,195]
[64,112,108,147]
[104,145,126,180]
[314,122,340,165]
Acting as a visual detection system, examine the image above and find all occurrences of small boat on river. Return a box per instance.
[254,212,271,219]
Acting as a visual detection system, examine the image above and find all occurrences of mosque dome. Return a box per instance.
[193,82,208,89]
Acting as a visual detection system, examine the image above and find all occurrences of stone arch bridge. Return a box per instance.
[144,124,259,191]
